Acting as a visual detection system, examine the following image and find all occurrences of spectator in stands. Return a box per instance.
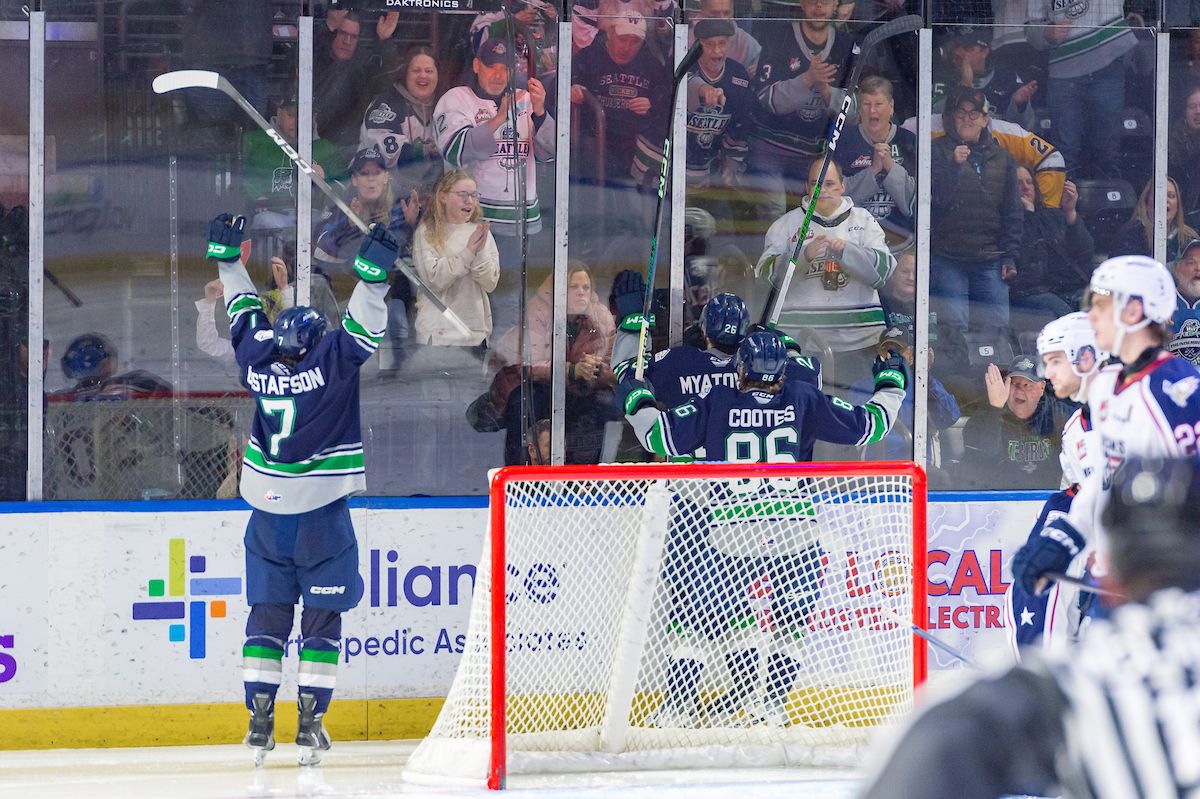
[832,75,917,251]
[434,36,555,267]
[314,146,419,366]
[571,0,674,56]
[315,12,384,159]
[1112,177,1199,265]
[1168,85,1200,224]
[929,86,1022,343]
[690,0,761,76]
[1168,238,1200,367]
[412,169,500,348]
[243,96,341,232]
[1026,0,1136,179]
[1010,170,1095,330]
[527,418,552,465]
[1170,30,1200,111]
[471,0,560,91]
[488,263,617,465]
[571,13,670,211]
[961,354,1074,489]
[747,0,855,222]
[934,26,1039,128]
[683,19,756,221]
[360,45,445,205]
[755,158,895,394]
[848,327,961,473]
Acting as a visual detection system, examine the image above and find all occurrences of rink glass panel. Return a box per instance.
[0,15,29,500]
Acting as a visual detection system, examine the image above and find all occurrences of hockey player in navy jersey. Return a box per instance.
[620,330,906,726]
[1014,255,1200,604]
[205,212,394,767]
[610,271,820,414]
[1004,312,1106,657]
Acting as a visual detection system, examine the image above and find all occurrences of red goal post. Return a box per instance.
[406,461,928,790]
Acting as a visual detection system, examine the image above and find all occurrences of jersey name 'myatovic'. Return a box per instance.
[220,261,386,515]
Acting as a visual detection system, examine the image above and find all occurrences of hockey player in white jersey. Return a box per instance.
[864,454,1200,799]
[1004,312,1106,656]
[1013,255,1200,601]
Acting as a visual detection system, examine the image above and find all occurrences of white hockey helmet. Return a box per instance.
[1036,311,1108,379]
[1087,255,1176,326]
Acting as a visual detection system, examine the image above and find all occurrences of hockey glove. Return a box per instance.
[354,223,399,283]
[613,269,654,331]
[872,351,908,392]
[206,213,246,263]
[621,377,657,416]
[1012,516,1085,595]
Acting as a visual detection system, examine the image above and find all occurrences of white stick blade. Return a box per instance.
[442,308,472,337]
[152,70,220,94]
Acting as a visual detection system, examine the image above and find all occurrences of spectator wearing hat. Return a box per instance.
[570,13,670,211]
[831,75,917,250]
[929,85,1023,346]
[314,146,420,359]
[961,354,1074,489]
[683,19,756,204]
[1026,0,1136,179]
[243,96,342,230]
[689,0,761,77]
[1169,238,1200,367]
[934,26,1040,128]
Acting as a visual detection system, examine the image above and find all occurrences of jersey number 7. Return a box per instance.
[260,397,297,458]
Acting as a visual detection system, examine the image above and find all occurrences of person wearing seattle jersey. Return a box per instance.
[830,75,916,248]
[746,0,854,221]
[205,212,394,767]
[620,331,906,728]
[684,19,755,190]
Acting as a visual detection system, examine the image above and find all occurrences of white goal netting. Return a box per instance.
[405,463,926,786]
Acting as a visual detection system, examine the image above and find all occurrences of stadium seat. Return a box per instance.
[1073,178,1138,256]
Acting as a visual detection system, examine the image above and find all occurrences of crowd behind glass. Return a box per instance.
[3,0,1200,499]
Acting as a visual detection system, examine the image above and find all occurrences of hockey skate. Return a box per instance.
[295,692,332,766]
[244,692,275,768]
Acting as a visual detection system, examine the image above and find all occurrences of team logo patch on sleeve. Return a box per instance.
[368,103,398,125]
[1163,376,1200,407]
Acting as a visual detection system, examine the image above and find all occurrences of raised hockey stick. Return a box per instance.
[760,14,921,327]
[633,40,705,381]
[880,606,977,669]
[151,70,472,337]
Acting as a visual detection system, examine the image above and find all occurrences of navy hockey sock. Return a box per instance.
[765,651,801,706]
[299,606,342,715]
[243,603,294,709]
[663,657,705,712]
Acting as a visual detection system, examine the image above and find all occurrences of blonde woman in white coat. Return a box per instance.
[412,168,500,348]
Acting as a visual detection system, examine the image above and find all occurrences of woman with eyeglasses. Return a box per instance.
[412,169,500,347]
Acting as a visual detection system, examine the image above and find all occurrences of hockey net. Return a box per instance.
[405,462,927,788]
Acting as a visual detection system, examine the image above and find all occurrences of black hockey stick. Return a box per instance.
[880,606,976,669]
[46,268,83,307]
[633,40,704,380]
[760,14,921,327]
[150,70,472,337]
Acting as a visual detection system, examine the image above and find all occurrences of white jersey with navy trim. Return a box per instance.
[1068,351,1200,568]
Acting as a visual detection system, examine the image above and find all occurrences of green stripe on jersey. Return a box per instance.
[299,649,340,664]
[709,498,816,521]
[244,444,365,475]
[242,644,284,661]
[343,314,382,343]
[864,402,887,444]
[227,294,264,317]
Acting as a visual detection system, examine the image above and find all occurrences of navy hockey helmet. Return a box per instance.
[735,330,787,385]
[702,293,749,348]
[1102,456,1200,597]
[62,332,114,381]
[273,306,327,358]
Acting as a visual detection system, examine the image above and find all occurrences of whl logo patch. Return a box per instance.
[131,538,242,660]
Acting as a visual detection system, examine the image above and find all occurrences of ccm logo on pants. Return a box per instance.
[311,585,346,595]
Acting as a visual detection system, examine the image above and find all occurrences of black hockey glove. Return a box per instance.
[872,350,908,392]
[206,213,245,263]
[1012,516,1085,595]
[354,223,399,283]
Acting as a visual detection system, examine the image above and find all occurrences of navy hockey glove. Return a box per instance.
[613,269,653,331]
[621,377,657,416]
[872,351,908,392]
[1012,516,1085,595]
[206,213,245,263]
[354,223,399,283]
